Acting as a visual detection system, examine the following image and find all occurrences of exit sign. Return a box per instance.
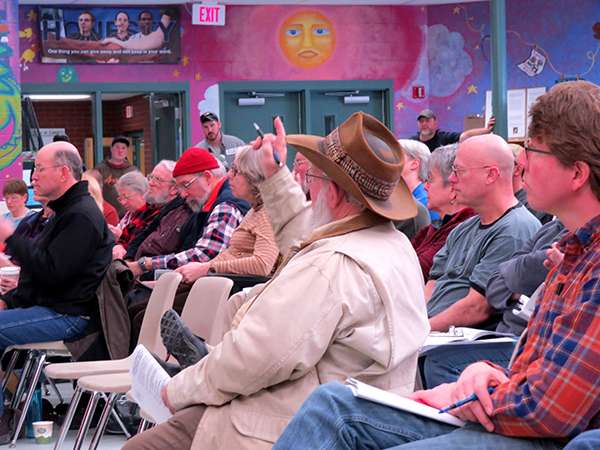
[192,3,225,26]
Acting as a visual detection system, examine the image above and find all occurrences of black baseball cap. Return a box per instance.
[111,135,130,147]
[200,112,219,124]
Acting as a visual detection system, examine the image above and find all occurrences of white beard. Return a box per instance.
[307,185,335,232]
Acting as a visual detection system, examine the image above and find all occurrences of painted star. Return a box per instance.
[173,70,180,77]
[27,10,37,21]
[475,44,480,49]
[467,84,478,94]
[195,73,201,81]
[447,106,451,110]
[421,7,425,11]
[396,102,404,110]
[453,6,461,14]
[182,56,189,67]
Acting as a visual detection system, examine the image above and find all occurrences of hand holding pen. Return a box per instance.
[439,387,494,414]
[251,117,288,179]
[254,122,284,168]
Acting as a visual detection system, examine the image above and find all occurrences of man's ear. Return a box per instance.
[513,163,524,177]
[571,161,591,192]
[326,182,346,210]
[485,166,501,185]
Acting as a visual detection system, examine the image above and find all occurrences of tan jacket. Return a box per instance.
[166,168,430,450]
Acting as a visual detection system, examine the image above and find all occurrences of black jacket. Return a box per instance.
[5,181,114,316]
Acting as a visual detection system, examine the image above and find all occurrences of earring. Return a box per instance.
[450,199,455,205]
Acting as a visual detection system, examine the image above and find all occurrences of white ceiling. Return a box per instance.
[18,0,481,6]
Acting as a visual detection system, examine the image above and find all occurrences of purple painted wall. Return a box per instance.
[15,1,600,149]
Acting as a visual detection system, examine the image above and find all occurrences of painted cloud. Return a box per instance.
[198,84,220,118]
[428,24,472,97]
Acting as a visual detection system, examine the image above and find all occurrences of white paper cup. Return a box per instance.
[0,266,19,294]
[33,421,53,445]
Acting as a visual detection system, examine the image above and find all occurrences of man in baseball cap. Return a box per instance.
[195,111,245,167]
[410,108,495,152]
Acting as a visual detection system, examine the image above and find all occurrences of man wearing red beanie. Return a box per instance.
[129,148,249,276]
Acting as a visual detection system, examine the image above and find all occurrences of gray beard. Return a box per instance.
[145,190,170,206]
[186,191,211,212]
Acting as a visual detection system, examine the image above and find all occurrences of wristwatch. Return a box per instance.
[137,256,150,273]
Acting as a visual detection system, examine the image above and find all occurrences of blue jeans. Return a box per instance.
[272,382,566,450]
[0,306,89,412]
[422,340,518,388]
[563,430,600,450]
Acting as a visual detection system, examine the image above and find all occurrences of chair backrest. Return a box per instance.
[180,276,233,347]
[137,272,182,359]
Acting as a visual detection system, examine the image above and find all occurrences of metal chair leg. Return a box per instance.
[9,351,34,410]
[88,392,120,450]
[72,390,100,450]
[53,385,83,450]
[10,352,47,448]
[2,350,20,393]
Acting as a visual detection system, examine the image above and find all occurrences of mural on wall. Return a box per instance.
[0,0,23,179]
[279,11,336,69]
[197,84,219,121]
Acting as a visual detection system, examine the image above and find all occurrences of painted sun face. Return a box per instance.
[279,11,336,69]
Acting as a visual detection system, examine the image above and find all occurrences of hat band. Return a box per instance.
[323,128,398,200]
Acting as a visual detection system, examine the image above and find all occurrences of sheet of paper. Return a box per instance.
[507,89,527,139]
[130,345,173,424]
[346,378,466,427]
[526,87,546,130]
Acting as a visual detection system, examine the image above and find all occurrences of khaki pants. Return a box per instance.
[122,405,206,450]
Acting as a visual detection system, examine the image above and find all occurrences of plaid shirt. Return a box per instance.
[151,202,243,269]
[491,213,600,439]
[116,203,160,249]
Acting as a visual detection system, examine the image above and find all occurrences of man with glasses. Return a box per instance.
[0,142,113,436]
[291,151,310,200]
[425,134,540,332]
[195,112,245,168]
[129,10,154,39]
[270,79,600,450]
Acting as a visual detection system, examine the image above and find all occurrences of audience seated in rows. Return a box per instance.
[270,80,600,450]
[0,142,114,426]
[399,139,439,220]
[426,134,541,332]
[111,169,163,260]
[2,179,35,227]
[410,143,477,281]
[127,148,250,349]
[122,113,430,450]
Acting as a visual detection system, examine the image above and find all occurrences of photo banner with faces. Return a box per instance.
[38,7,181,64]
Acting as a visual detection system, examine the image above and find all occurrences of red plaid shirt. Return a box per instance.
[116,203,160,249]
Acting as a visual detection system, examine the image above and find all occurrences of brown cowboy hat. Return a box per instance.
[286,112,417,221]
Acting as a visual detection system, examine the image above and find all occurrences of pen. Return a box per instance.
[253,122,283,168]
[438,387,494,414]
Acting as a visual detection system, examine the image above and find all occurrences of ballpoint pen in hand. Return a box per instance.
[253,122,283,167]
[438,387,494,414]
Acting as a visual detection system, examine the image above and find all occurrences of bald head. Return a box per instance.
[39,141,84,181]
[459,134,514,176]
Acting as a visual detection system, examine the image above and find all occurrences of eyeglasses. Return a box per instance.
[4,195,24,202]
[230,164,244,177]
[147,173,171,184]
[524,146,553,159]
[33,164,63,174]
[305,167,333,184]
[178,174,201,192]
[117,193,134,201]
[451,164,491,177]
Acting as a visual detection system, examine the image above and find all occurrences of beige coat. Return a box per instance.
[166,168,429,450]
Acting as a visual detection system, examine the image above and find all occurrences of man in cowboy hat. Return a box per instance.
[123,113,430,450]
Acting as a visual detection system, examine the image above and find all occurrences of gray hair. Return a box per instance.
[399,139,431,182]
[54,149,83,181]
[117,171,149,195]
[156,159,176,174]
[233,145,264,200]
[210,163,227,179]
[428,143,459,186]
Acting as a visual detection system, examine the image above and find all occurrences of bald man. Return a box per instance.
[425,135,541,331]
[0,142,114,420]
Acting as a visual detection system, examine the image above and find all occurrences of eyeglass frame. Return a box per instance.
[33,164,63,174]
[147,173,174,185]
[524,145,553,159]
[305,167,333,184]
[229,164,245,178]
[178,173,202,192]
[293,159,308,169]
[450,164,491,178]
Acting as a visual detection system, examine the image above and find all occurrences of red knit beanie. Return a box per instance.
[173,148,219,177]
